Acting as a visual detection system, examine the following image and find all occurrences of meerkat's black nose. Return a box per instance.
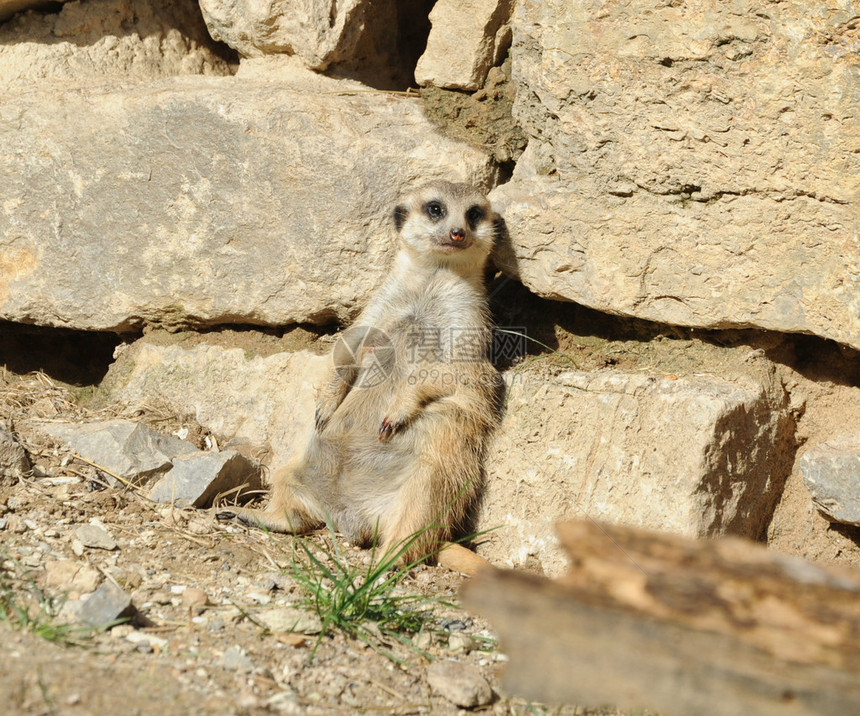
[450,228,466,242]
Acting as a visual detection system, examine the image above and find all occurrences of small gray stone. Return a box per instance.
[427,660,493,708]
[800,436,860,526]
[148,450,263,508]
[413,631,433,650]
[74,524,118,551]
[77,581,137,629]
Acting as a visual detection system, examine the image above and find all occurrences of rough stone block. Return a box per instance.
[800,435,860,526]
[492,0,860,349]
[0,0,232,88]
[479,371,790,575]
[149,449,263,507]
[39,419,198,485]
[415,0,513,91]
[77,581,137,629]
[0,70,496,332]
[102,339,328,470]
[0,0,67,23]
[197,0,421,87]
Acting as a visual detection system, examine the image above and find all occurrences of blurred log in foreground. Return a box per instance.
[461,521,860,716]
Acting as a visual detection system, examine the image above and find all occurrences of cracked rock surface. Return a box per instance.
[491,0,860,349]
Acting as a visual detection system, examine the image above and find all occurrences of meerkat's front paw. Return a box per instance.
[315,398,340,432]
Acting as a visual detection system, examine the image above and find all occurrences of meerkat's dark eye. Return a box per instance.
[424,200,446,221]
[466,205,485,229]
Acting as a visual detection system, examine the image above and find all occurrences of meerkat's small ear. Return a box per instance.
[393,204,408,232]
[492,215,507,243]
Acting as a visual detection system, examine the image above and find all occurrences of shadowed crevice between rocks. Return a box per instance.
[0,321,122,386]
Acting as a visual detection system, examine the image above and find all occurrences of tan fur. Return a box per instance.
[221,182,501,568]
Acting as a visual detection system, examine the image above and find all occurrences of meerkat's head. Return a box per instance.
[392,181,499,271]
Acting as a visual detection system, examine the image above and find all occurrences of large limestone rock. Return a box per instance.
[0,67,497,332]
[102,338,329,469]
[0,0,233,89]
[414,0,513,91]
[480,370,791,576]
[493,0,860,350]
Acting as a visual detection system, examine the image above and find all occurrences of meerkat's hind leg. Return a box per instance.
[216,459,326,534]
[216,504,314,533]
[376,468,470,568]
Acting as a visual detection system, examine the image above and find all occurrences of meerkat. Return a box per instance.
[221,181,502,569]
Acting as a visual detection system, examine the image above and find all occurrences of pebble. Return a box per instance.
[247,591,272,605]
[427,661,493,709]
[6,515,27,534]
[448,633,478,654]
[21,554,41,567]
[221,645,254,672]
[413,631,433,650]
[126,630,168,651]
[256,607,322,635]
[186,518,211,535]
[266,691,302,715]
[44,560,102,593]
[74,524,117,551]
[259,571,293,592]
[108,618,132,632]
[182,587,210,610]
[6,495,28,510]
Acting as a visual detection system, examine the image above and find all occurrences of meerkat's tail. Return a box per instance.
[437,542,492,575]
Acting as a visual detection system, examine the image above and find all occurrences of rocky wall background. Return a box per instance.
[1,0,859,576]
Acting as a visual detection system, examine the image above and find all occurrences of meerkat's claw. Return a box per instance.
[216,505,254,526]
[378,417,397,441]
[216,505,300,533]
[314,406,330,432]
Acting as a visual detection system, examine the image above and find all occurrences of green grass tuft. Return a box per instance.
[285,524,454,661]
